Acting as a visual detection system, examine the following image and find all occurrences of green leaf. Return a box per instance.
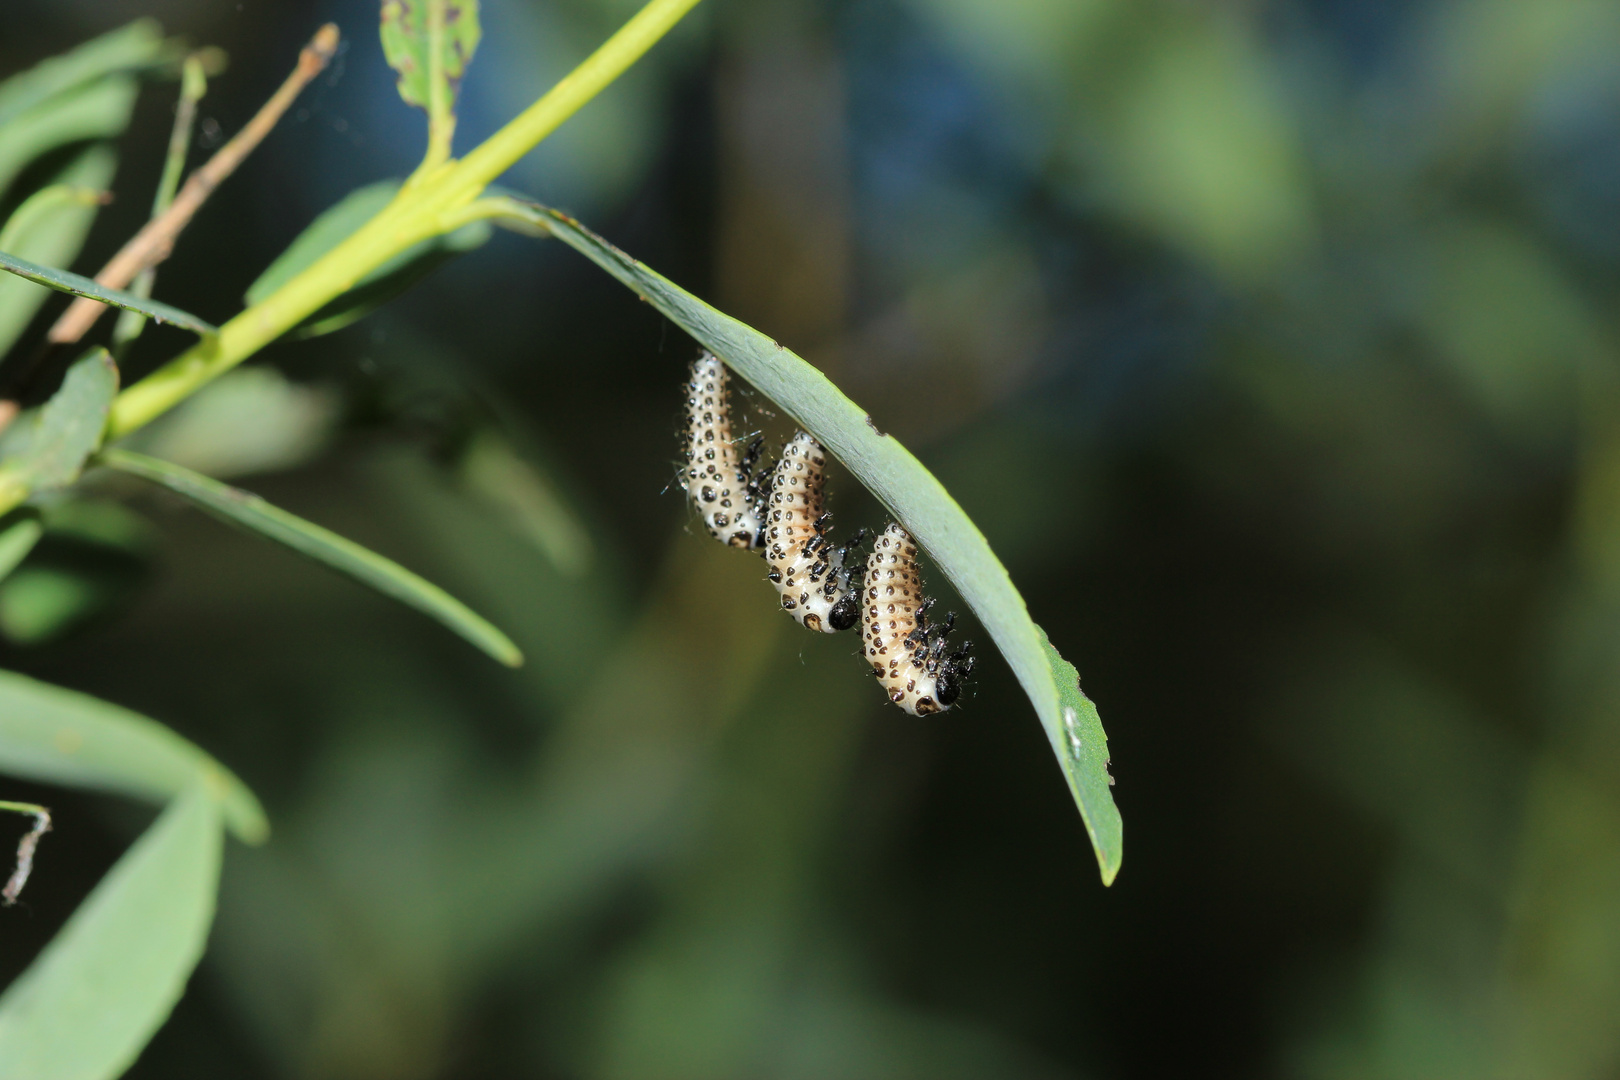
[0,784,222,1080]
[245,181,401,303]
[99,449,524,668]
[0,19,168,131]
[0,250,217,338]
[0,348,118,501]
[0,667,266,844]
[0,512,43,584]
[0,565,111,645]
[0,76,138,202]
[0,147,116,356]
[459,430,593,576]
[1037,623,1121,869]
[495,200,1124,881]
[245,179,491,336]
[380,0,482,120]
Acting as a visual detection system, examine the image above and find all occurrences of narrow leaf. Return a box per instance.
[0,513,44,584]
[100,449,524,667]
[0,348,117,504]
[0,19,168,130]
[245,179,491,334]
[380,0,482,119]
[0,77,138,202]
[0,667,266,844]
[0,250,216,338]
[244,181,401,304]
[0,785,221,1080]
[0,147,117,356]
[499,200,1124,880]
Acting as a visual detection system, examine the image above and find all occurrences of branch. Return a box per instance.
[46,23,340,348]
[0,800,51,905]
[112,50,210,354]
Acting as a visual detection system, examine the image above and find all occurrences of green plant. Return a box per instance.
[0,2,1122,1072]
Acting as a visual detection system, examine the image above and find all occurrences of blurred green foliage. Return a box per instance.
[3,0,1620,1076]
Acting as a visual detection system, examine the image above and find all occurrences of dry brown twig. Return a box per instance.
[45,23,341,349]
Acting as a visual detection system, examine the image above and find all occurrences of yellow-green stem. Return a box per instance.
[106,0,704,440]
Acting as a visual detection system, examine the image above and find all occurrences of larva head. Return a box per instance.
[828,592,859,631]
[934,641,974,707]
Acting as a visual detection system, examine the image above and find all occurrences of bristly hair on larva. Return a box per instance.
[862,522,974,715]
[764,432,866,632]
[683,353,765,549]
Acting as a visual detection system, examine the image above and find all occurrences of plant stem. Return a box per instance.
[107,0,705,440]
[113,52,209,355]
[440,0,703,200]
[49,25,340,349]
[0,800,50,906]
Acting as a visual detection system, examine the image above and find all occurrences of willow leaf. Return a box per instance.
[495,200,1123,881]
[0,785,221,1080]
[380,0,481,124]
[0,667,266,844]
[0,349,117,500]
[0,250,216,338]
[0,147,116,355]
[99,449,523,668]
[0,19,168,130]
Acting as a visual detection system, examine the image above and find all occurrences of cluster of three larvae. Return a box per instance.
[682,354,973,714]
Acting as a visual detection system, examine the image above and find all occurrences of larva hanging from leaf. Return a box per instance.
[862,523,974,715]
[763,432,865,632]
[683,354,765,549]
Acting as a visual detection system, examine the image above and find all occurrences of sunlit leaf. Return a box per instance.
[0,349,117,504]
[380,0,482,119]
[494,200,1123,881]
[0,785,221,1080]
[0,250,217,338]
[244,179,491,336]
[0,147,116,356]
[0,667,267,844]
[100,448,524,668]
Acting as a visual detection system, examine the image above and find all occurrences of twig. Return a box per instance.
[0,800,51,906]
[46,23,340,349]
[113,51,210,355]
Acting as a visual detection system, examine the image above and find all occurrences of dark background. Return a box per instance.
[5,0,1620,1076]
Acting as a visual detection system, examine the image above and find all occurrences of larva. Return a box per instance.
[862,523,973,715]
[684,354,765,549]
[763,432,865,632]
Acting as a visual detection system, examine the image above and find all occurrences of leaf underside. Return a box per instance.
[513,201,1123,882]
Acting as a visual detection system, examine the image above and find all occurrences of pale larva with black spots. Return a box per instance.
[763,432,865,632]
[862,523,973,715]
[683,354,764,549]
